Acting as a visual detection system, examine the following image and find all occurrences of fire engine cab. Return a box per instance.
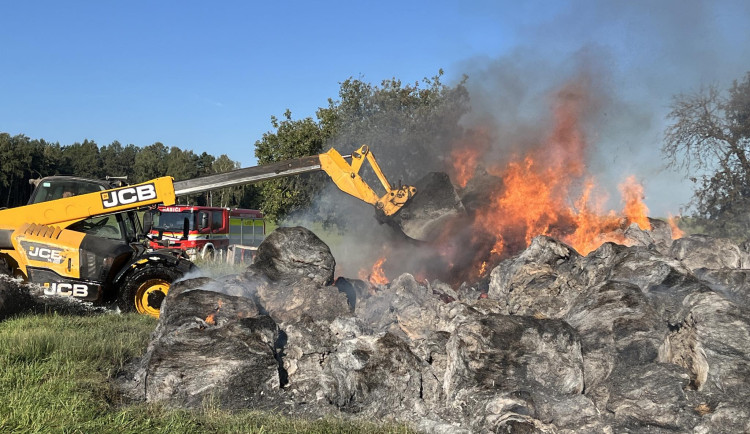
[148,205,265,260]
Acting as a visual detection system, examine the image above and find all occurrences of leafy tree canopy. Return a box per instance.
[254,71,470,223]
[663,71,750,237]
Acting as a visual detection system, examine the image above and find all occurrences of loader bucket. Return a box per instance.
[381,172,466,242]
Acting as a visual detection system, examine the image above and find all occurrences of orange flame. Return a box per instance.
[450,128,492,188]
[451,146,481,188]
[478,261,488,276]
[451,77,656,261]
[620,176,651,231]
[563,181,623,255]
[349,76,673,287]
[668,214,684,239]
[359,256,389,285]
[204,300,223,326]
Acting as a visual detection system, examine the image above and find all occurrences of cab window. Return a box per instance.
[68,215,123,240]
[29,180,106,204]
[211,211,224,231]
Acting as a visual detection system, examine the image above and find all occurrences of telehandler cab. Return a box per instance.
[0,145,451,317]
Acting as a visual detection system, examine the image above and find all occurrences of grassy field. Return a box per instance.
[0,313,412,433]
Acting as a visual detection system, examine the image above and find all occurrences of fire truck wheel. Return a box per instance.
[201,244,215,260]
[118,264,181,318]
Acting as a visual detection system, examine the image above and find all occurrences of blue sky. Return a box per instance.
[2,0,749,215]
[2,1,537,165]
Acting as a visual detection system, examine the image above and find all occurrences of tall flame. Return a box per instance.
[355,76,665,286]
[454,78,653,261]
[620,175,651,231]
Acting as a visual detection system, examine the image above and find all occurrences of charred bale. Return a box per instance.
[488,235,583,319]
[249,226,335,285]
[670,234,750,271]
[355,273,457,340]
[279,315,367,409]
[693,268,750,307]
[320,332,431,420]
[606,363,694,430]
[124,279,283,410]
[622,217,675,254]
[665,290,750,398]
[444,313,588,431]
[565,281,669,402]
[255,280,350,325]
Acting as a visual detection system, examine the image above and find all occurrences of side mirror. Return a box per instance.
[182,217,189,240]
[142,211,154,236]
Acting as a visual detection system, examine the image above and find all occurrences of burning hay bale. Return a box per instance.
[118,225,750,433]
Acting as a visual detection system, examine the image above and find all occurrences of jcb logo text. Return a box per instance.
[28,246,63,264]
[44,283,89,297]
[101,184,157,209]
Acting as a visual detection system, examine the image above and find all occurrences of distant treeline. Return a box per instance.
[0,133,259,209]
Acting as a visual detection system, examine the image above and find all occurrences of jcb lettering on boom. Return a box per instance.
[101,183,157,209]
[43,282,89,297]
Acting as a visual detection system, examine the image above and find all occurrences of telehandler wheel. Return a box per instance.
[118,264,182,318]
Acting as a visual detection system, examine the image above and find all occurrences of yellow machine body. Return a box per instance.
[0,146,416,317]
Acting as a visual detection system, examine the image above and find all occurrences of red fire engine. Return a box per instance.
[148,205,265,260]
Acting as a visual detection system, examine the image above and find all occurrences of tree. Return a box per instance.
[133,142,168,183]
[62,140,102,178]
[0,134,32,207]
[195,152,215,177]
[663,71,750,236]
[254,111,329,221]
[165,147,199,181]
[254,71,470,223]
[211,154,244,208]
[100,141,137,181]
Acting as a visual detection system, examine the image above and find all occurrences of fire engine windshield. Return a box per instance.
[154,211,195,231]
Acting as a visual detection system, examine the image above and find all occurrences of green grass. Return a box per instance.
[0,313,413,434]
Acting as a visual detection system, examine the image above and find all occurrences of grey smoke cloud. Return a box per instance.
[457,0,750,216]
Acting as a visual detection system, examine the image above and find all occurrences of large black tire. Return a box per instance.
[118,264,182,318]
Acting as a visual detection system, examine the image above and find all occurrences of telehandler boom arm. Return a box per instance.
[0,145,415,234]
[173,145,416,216]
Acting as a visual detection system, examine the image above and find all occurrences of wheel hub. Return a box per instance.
[135,279,170,317]
[147,290,166,310]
